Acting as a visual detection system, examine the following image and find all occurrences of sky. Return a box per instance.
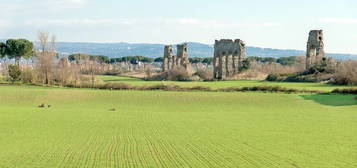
[0,0,357,53]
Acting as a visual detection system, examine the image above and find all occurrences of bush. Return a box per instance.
[194,68,213,81]
[21,67,33,83]
[8,65,21,83]
[332,61,357,85]
[266,74,286,81]
[218,86,319,93]
[155,67,191,81]
[241,59,251,71]
[332,88,357,94]
[267,71,334,83]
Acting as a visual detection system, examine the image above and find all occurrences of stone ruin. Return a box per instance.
[306,30,325,69]
[213,39,247,80]
[162,43,190,71]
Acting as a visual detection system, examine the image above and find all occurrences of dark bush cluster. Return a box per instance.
[331,88,357,94]
[218,86,320,93]
[266,72,333,83]
[266,73,288,81]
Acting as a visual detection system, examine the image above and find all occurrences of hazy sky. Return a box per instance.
[1,0,357,53]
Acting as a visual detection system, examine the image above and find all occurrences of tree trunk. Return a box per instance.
[15,57,20,67]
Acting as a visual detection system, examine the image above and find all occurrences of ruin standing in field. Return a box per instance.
[213,39,247,80]
[306,30,325,69]
[162,43,190,71]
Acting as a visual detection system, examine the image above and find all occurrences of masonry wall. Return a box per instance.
[162,43,190,72]
[213,39,246,80]
[306,30,325,69]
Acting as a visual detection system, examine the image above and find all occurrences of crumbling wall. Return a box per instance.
[306,30,325,69]
[213,39,246,80]
[162,43,190,72]
[177,43,189,69]
[163,45,174,71]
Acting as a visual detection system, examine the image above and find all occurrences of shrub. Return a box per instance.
[218,86,320,93]
[266,74,284,81]
[332,61,357,85]
[194,68,213,81]
[8,65,21,83]
[267,71,334,83]
[241,59,251,71]
[156,67,191,81]
[332,88,357,94]
[21,67,33,83]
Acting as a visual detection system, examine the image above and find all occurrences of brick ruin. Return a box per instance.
[306,30,325,69]
[213,39,247,80]
[162,43,190,71]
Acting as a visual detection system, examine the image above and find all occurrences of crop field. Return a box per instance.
[99,75,357,92]
[0,85,356,167]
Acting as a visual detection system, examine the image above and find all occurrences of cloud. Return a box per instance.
[25,18,136,27]
[23,18,281,29]
[321,17,357,24]
[176,18,281,28]
[178,18,200,25]
[0,0,88,19]
[0,19,12,28]
[46,0,87,7]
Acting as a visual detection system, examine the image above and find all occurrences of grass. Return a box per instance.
[98,75,357,92]
[0,85,356,167]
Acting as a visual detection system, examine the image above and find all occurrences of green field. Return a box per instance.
[99,75,357,92]
[0,85,356,167]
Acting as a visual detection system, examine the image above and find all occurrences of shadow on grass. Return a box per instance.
[104,79,141,82]
[301,94,357,106]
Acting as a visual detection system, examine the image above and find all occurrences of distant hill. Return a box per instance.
[53,42,357,60]
[2,40,357,60]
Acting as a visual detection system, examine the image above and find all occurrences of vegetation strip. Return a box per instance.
[66,83,325,94]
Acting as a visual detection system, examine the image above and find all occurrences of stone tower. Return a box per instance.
[213,39,246,80]
[162,43,190,72]
[306,30,325,69]
[177,43,189,69]
[163,45,175,71]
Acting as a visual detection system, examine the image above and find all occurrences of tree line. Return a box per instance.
[67,54,298,66]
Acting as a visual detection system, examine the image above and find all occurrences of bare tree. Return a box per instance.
[38,31,49,52]
[87,58,101,88]
[35,31,57,84]
[56,57,71,86]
